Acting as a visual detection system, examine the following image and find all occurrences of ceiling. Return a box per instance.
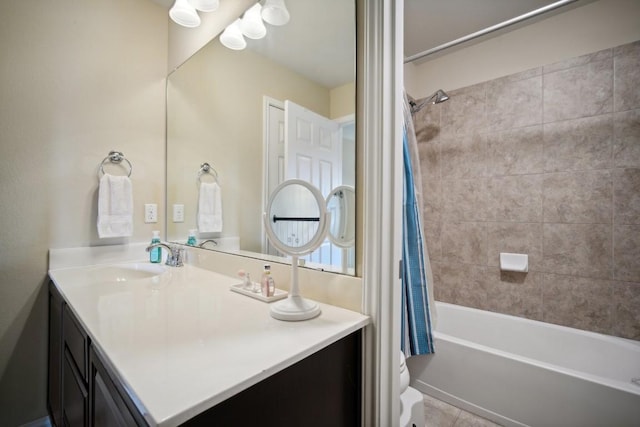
[153,0,588,86]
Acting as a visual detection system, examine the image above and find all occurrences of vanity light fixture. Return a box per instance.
[261,0,290,26]
[218,0,290,51]
[240,3,267,40]
[220,19,247,50]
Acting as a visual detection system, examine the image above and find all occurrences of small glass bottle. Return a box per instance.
[187,229,197,246]
[150,231,161,263]
[261,264,275,297]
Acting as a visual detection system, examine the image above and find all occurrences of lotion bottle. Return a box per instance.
[261,264,275,297]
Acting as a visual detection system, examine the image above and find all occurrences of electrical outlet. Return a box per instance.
[144,203,158,223]
[173,204,185,223]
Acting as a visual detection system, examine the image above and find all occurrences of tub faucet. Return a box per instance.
[198,239,218,248]
[146,242,184,267]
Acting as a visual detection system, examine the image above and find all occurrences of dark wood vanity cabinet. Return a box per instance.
[48,281,362,427]
[90,347,145,427]
[48,283,63,427]
[48,281,141,427]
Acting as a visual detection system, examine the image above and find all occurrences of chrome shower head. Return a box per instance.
[410,89,450,114]
[430,89,449,104]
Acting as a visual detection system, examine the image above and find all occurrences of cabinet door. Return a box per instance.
[62,349,87,427]
[48,282,63,427]
[90,348,145,427]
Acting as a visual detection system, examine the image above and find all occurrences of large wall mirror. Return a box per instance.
[167,0,356,275]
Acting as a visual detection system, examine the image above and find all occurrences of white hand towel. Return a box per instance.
[97,174,133,238]
[197,182,223,233]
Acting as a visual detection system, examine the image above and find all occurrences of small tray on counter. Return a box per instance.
[230,283,288,303]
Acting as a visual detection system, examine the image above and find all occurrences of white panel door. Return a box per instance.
[264,101,286,256]
[284,100,343,266]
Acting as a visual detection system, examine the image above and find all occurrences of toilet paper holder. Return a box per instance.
[500,253,528,272]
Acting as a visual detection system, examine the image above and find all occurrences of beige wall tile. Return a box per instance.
[487,125,544,176]
[440,83,487,136]
[612,281,640,340]
[486,75,542,131]
[543,58,613,123]
[542,274,613,334]
[422,178,442,223]
[613,109,640,168]
[439,262,489,310]
[441,222,487,265]
[543,48,612,74]
[418,138,440,182]
[543,114,613,172]
[614,40,640,112]
[442,178,490,222]
[613,168,640,224]
[416,40,640,338]
[542,223,612,279]
[486,222,543,271]
[613,225,640,281]
[423,221,442,262]
[440,133,487,179]
[485,269,543,320]
[414,101,442,142]
[542,170,612,223]
[488,174,543,222]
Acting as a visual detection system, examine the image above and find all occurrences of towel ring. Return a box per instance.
[99,151,132,178]
[197,162,218,184]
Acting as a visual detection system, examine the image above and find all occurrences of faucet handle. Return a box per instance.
[167,244,184,267]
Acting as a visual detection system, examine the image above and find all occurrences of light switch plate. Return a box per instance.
[144,204,158,223]
[173,204,184,223]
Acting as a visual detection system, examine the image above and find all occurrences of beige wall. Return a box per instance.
[0,0,167,424]
[405,0,640,98]
[167,40,331,251]
[330,82,356,119]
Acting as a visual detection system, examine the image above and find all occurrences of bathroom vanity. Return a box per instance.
[47,248,368,427]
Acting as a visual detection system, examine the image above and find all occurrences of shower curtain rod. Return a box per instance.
[404,0,579,64]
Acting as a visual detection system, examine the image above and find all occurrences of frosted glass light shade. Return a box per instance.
[220,19,247,50]
[240,3,267,40]
[170,0,201,28]
[261,0,290,26]
[188,0,219,13]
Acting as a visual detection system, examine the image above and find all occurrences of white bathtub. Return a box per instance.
[406,302,640,427]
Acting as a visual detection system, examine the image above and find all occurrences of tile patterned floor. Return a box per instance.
[423,393,503,427]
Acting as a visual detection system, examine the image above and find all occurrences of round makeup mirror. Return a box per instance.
[263,179,329,321]
[326,185,355,248]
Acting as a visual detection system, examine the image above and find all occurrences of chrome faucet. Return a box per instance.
[198,239,218,248]
[146,242,184,267]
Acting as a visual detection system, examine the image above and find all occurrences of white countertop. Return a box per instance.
[49,261,369,427]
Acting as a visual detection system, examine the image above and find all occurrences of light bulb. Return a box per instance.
[220,19,247,50]
[240,3,267,40]
[169,0,201,28]
[188,0,219,13]
[261,0,290,26]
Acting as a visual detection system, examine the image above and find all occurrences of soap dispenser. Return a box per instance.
[149,231,161,263]
[187,229,197,246]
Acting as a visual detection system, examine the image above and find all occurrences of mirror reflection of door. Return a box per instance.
[264,99,353,271]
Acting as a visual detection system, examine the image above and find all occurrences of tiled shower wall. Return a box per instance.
[413,40,640,340]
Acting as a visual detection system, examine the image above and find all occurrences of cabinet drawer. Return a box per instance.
[63,305,89,381]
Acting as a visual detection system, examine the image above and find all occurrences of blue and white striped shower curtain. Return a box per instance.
[401,94,435,356]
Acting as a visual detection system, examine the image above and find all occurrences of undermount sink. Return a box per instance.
[86,263,168,282]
